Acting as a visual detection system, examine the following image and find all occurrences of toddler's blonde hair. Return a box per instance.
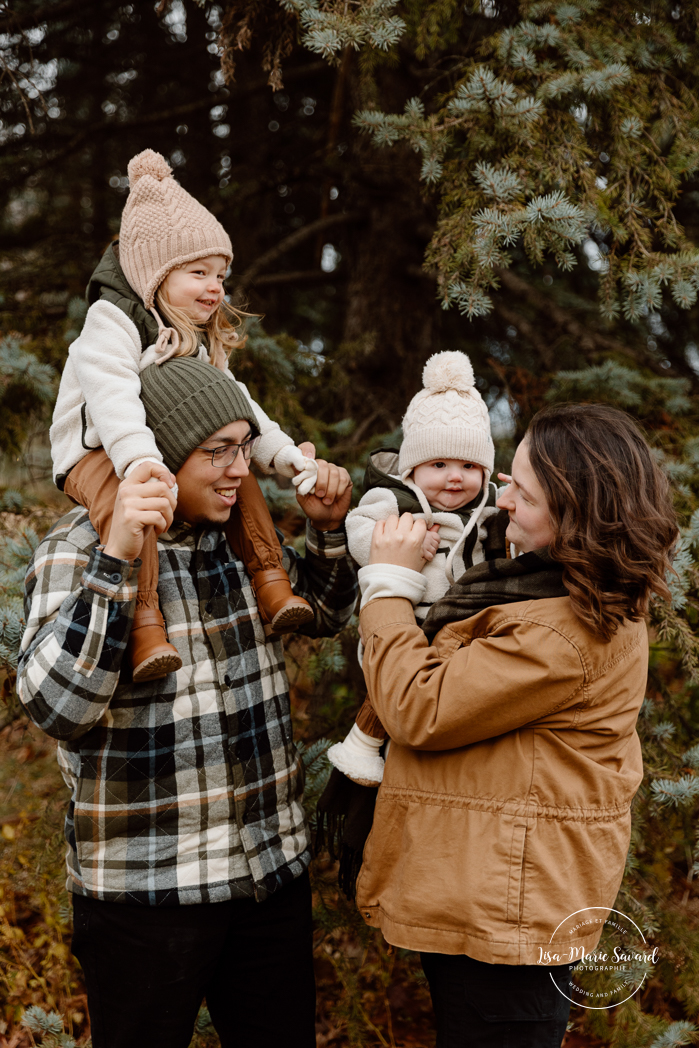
[155,271,252,370]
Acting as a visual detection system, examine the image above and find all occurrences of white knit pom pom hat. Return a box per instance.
[119,149,233,311]
[398,350,495,481]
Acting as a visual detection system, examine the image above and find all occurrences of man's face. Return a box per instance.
[174,419,253,526]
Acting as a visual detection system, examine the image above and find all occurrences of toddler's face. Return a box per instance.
[161,254,227,323]
[412,459,484,512]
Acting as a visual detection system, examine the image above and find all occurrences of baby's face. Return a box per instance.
[412,459,484,512]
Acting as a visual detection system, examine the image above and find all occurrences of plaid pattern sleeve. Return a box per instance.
[284,522,358,638]
[18,507,138,742]
[17,509,357,907]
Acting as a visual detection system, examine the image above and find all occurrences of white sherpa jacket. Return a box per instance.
[50,300,298,484]
[346,450,499,623]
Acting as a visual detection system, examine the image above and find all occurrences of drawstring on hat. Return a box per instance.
[150,307,181,364]
[404,468,495,583]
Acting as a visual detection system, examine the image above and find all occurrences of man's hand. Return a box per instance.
[103,462,177,563]
[295,441,352,531]
[369,513,427,572]
[421,524,441,561]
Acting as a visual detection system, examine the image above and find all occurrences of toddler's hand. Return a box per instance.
[284,442,318,496]
[421,524,441,561]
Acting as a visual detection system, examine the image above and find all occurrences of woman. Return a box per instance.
[353,403,677,1047]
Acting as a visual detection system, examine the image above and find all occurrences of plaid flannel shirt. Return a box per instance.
[18,507,356,906]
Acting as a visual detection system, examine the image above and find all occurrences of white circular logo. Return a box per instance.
[542,907,657,1010]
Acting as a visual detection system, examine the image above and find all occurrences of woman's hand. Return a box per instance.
[369,513,428,572]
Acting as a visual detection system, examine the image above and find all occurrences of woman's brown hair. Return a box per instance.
[526,402,679,640]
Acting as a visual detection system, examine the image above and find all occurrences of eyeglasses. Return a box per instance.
[196,435,260,468]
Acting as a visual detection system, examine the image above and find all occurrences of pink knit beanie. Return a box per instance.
[119,149,233,310]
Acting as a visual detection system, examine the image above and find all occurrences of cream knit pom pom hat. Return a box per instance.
[119,149,233,310]
[398,350,495,481]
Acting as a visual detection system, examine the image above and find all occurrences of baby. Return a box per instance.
[329,350,506,786]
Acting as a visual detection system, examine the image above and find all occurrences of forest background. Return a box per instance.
[3,0,699,1045]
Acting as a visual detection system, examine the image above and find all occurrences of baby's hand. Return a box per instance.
[421,524,441,561]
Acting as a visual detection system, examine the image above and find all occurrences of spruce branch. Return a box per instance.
[650,775,699,808]
[277,0,405,58]
[354,3,699,322]
[648,1021,698,1048]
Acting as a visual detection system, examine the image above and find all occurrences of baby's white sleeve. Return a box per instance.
[346,489,401,567]
[358,564,427,609]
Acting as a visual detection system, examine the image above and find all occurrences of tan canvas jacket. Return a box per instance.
[355,595,648,965]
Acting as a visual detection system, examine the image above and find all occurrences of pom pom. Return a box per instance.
[127,149,172,186]
[422,350,475,394]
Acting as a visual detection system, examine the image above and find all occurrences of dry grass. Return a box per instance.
[0,719,86,1047]
[0,716,438,1048]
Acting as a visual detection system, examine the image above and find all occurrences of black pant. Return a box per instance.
[71,871,316,1048]
[421,952,572,1048]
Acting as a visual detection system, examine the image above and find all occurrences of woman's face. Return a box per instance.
[497,440,555,553]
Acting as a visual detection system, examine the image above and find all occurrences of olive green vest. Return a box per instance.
[86,240,159,350]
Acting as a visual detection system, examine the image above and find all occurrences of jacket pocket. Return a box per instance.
[506,820,529,924]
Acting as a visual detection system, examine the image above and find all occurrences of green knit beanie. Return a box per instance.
[140,357,259,473]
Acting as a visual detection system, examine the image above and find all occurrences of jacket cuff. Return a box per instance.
[358,563,427,609]
[83,547,140,601]
[252,431,294,474]
[305,520,348,559]
[274,444,310,478]
[359,597,417,641]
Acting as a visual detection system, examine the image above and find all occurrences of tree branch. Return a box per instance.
[248,269,344,287]
[492,300,557,370]
[493,266,664,372]
[236,211,365,285]
[0,0,85,34]
[1,61,328,180]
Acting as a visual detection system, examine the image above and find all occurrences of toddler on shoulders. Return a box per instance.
[51,149,319,681]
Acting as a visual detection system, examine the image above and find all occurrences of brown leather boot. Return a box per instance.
[252,569,314,637]
[128,607,182,682]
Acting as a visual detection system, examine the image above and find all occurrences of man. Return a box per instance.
[18,358,357,1048]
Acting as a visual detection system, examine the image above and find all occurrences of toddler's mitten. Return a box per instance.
[274,445,318,496]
